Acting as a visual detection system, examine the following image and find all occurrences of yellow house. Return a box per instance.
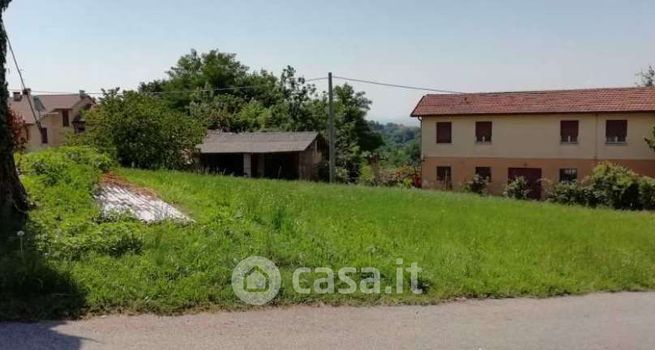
[9,89,95,152]
[411,87,655,198]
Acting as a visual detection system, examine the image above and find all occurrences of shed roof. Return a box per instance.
[198,131,320,154]
[411,87,655,117]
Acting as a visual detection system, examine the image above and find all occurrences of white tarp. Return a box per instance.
[95,185,191,223]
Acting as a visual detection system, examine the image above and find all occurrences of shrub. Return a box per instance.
[589,162,641,210]
[463,174,489,195]
[546,163,655,211]
[57,146,114,172]
[20,147,112,187]
[358,164,376,186]
[357,164,419,188]
[20,147,146,261]
[504,177,531,200]
[8,109,28,152]
[639,176,655,210]
[547,181,595,206]
[72,90,206,170]
[40,223,145,260]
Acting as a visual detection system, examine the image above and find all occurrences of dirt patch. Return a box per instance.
[100,173,160,198]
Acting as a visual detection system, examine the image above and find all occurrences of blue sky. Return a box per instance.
[5,0,654,125]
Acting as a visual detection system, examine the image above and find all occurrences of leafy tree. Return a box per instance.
[140,49,252,111]
[0,0,28,237]
[141,49,384,181]
[638,65,655,87]
[647,128,655,151]
[74,90,206,169]
[639,65,655,150]
[312,84,384,182]
[140,49,286,117]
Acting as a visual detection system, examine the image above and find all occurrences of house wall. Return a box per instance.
[23,97,94,152]
[24,112,67,152]
[420,112,655,195]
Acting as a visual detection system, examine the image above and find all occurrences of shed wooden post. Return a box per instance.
[257,155,265,177]
[243,153,252,177]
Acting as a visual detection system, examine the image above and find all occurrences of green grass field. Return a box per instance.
[3,148,655,319]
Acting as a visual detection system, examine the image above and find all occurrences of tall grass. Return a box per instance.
[4,148,655,320]
[117,169,655,307]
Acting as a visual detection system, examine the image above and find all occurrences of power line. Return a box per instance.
[333,75,463,94]
[10,77,330,97]
[3,23,44,132]
[9,75,463,97]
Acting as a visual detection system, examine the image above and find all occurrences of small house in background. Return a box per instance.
[197,131,325,180]
[9,89,95,151]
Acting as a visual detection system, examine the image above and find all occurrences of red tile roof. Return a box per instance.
[411,87,655,117]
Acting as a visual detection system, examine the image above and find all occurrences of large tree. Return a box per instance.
[0,0,28,236]
[75,90,206,169]
[140,49,384,181]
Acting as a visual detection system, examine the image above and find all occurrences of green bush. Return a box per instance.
[20,146,113,187]
[358,164,419,188]
[639,176,655,210]
[71,90,206,170]
[503,177,531,200]
[589,162,642,210]
[546,162,655,211]
[20,147,146,261]
[547,181,605,207]
[463,174,489,195]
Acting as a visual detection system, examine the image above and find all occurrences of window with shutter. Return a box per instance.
[62,110,70,127]
[437,166,452,188]
[436,122,452,144]
[606,120,627,144]
[560,120,579,143]
[40,128,48,144]
[559,168,578,183]
[475,167,492,181]
[475,121,492,143]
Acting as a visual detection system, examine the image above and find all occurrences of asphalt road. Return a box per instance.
[1,292,654,350]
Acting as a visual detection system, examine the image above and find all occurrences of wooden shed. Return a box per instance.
[197,131,325,180]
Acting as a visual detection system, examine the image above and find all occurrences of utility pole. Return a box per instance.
[328,72,335,183]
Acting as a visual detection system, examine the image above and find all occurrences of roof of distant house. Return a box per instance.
[198,131,320,154]
[8,92,94,125]
[411,87,655,117]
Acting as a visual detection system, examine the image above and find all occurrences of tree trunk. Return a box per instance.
[0,0,28,237]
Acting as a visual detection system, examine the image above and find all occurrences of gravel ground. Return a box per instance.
[1,292,654,350]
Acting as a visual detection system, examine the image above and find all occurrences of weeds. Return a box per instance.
[3,147,655,320]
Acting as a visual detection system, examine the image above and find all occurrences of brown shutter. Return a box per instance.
[62,110,70,127]
[606,120,627,142]
[436,122,452,143]
[475,121,492,142]
[475,166,492,181]
[437,166,452,188]
[560,120,579,142]
[40,128,48,144]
